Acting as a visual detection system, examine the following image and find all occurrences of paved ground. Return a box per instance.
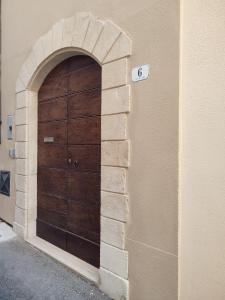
[0,224,110,300]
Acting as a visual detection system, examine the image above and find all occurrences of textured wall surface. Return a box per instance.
[180,1,225,299]
[0,1,179,299]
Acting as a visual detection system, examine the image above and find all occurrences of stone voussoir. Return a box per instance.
[104,32,132,63]
[93,20,121,63]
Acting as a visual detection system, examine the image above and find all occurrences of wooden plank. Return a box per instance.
[68,88,101,118]
[36,219,67,250]
[37,207,67,229]
[38,77,68,101]
[67,200,100,243]
[37,193,68,215]
[68,63,101,93]
[67,145,100,172]
[67,55,96,72]
[38,168,68,199]
[68,171,100,204]
[67,232,100,268]
[38,144,67,169]
[38,98,67,122]
[68,116,101,145]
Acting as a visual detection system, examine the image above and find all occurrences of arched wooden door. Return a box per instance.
[37,55,101,268]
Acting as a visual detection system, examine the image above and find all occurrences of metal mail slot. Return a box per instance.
[44,137,54,143]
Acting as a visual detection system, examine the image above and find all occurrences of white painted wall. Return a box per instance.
[180,1,225,299]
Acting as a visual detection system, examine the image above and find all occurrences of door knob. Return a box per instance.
[68,158,72,164]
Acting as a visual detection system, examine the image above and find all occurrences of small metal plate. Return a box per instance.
[132,64,150,82]
[44,137,54,143]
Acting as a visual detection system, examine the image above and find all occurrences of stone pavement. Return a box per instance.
[0,222,110,300]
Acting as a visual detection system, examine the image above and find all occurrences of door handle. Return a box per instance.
[68,158,72,164]
[74,160,79,168]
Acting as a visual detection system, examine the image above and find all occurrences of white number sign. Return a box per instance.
[132,64,150,82]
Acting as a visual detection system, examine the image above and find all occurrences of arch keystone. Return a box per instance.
[52,19,64,52]
[71,12,92,48]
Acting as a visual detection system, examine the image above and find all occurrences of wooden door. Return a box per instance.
[37,55,101,268]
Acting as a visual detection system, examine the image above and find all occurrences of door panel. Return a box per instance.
[38,121,67,145]
[38,145,67,168]
[67,171,100,204]
[37,55,101,268]
[38,168,68,199]
[38,98,67,122]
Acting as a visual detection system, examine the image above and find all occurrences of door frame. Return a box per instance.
[14,12,131,300]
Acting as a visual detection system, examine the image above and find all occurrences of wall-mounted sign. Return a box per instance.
[132,64,150,82]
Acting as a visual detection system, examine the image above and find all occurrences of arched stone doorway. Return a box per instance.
[14,12,131,300]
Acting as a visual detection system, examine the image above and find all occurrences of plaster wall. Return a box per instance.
[180,1,225,299]
[0,1,179,299]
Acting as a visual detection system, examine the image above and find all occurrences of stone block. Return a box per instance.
[15,108,28,126]
[71,12,91,48]
[16,175,28,193]
[99,267,129,300]
[102,140,129,167]
[102,114,127,141]
[101,191,128,222]
[102,85,130,115]
[16,159,28,176]
[52,19,64,52]
[15,142,28,159]
[93,21,121,62]
[83,17,104,53]
[102,58,127,89]
[101,242,128,278]
[104,32,132,63]
[16,91,28,109]
[101,166,127,194]
[16,125,28,142]
[16,191,27,210]
[15,206,26,227]
[101,216,126,249]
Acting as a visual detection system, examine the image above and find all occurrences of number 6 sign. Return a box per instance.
[132,64,150,82]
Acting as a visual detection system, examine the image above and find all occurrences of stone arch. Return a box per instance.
[14,12,131,300]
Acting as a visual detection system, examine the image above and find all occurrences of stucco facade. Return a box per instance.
[1,0,212,299]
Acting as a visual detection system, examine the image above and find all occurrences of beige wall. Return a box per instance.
[180,0,225,299]
[0,1,179,299]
